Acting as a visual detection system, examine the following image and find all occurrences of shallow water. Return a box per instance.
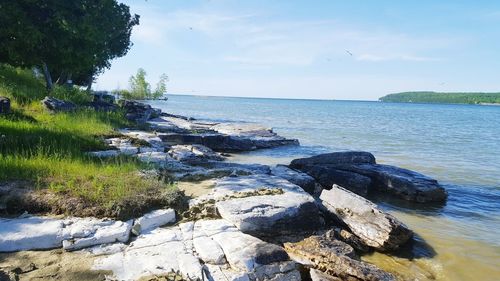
[148,95,500,280]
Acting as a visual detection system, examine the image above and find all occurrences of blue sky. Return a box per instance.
[95,0,500,100]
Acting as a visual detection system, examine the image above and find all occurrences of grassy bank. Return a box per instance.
[379,91,500,104]
[0,64,184,218]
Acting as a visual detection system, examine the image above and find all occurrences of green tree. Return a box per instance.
[128,68,150,100]
[124,68,168,100]
[152,74,169,99]
[0,0,139,90]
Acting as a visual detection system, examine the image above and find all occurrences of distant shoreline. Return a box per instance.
[379,91,500,105]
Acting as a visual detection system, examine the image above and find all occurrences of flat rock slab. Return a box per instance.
[132,208,176,235]
[136,151,168,165]
[206,175,321,235]
[290,151,376,169]
[320,185,413,251]
[93,227,200,281]
[284,235,395,281]
[169,144,224,163]
[0,217,66,252]
[156,118,299,152]
[0,216,132,252]
[335,164,448,203]
[93,219,300,281]
[62,218,132,251]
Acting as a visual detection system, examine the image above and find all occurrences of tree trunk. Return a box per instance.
[86,75,93,92]
[42,62,53,91]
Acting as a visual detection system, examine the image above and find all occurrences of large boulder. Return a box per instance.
[92,91,115,104]
[0,96,10,114]
[320,185,413,251]
[284,235,395,281]
[120,100,154,124]
[41,96,76,112]
[194,175,321,236]
[214,175,322,235]
[271,165,320,195]
[290,151,447,203]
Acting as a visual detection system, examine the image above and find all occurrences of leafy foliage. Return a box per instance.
[0,0,139,89]
[379,91,500,104]
[121,68,168,100]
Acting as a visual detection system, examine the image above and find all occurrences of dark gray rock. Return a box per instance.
[320,185,413,251]
[120,100,154,124]
[41,96,76,112]
[0,97,10,114]
[291,151,447,203]
[335,164,448,203]
[290,151,376,170]
[271,165,320,195]
[297,165,371,196]
[92,91,115,104]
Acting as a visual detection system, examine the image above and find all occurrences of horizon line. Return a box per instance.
[165,93,378,102]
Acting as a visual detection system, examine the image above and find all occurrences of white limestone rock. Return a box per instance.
[62,218,133,251]
[178,253,204,280]
[132,208,176,235]
[136,151,168,164]
[193,221,226,265]
[85,243,127,256]
[0,216,66,252]
[205,264,250,281]
[211,175,321,235]
[169,144,224,163]
[93,227,187,281]
[119,129,164,149]
[320,185,413,251]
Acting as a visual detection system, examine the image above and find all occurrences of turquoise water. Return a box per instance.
[149,95,500,280]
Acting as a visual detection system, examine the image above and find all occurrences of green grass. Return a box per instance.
[0,64,178,211]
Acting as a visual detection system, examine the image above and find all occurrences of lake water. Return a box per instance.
[148,95,500,281]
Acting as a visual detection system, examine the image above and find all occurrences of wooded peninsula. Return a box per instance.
[379,91,500,105]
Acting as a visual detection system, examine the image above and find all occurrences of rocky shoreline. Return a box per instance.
[0,101,447,281]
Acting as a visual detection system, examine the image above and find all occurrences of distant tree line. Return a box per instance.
[0,0,139,91]
[379,91,500,104]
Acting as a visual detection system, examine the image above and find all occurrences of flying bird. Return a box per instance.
[345,50,353,56]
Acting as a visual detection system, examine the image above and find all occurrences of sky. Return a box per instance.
[95,0,500,100]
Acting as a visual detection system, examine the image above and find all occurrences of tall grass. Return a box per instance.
[0,64,175,206]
